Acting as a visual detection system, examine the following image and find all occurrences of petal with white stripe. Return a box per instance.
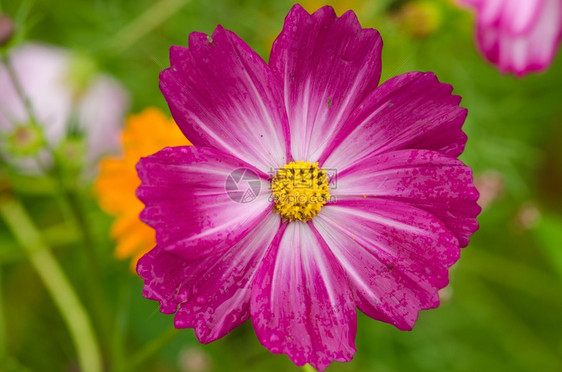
[251,221,356,370]
[160,26,290,171]
[270,4,383,162]
[314,199,459,330]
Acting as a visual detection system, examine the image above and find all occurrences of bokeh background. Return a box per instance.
[1,0,562,371]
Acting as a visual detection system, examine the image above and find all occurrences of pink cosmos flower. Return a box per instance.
[136,4,480,370]
[458,0,562,76]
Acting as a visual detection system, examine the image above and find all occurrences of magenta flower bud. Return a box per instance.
[457,0,562,76]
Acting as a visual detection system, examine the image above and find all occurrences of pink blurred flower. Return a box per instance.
[515,202,541,229]
[136,5,480,370]
[458,0,562,76]
[178,346,211,372]
[0,43,128,169]
[474,170,504,209]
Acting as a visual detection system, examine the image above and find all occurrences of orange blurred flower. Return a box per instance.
[95,108,190,267]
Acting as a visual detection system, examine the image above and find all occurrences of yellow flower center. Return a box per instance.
[271,161,330,222]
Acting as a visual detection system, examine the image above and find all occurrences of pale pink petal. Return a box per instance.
[321,72,467,171]
[136,146,272,260]
[251,222,356,370]
[313,199,459,330]
[333,149,480,247]
[270,4,382,162]
[78,75,129,162]
[137,212,280,342]
[0,43,71,143]
[160,26,290,172]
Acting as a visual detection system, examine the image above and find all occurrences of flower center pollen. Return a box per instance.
[271,161,330,222]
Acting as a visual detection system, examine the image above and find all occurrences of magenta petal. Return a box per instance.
[137,246,191,314]
[160,26,290,171]
[270,4,383,162]
[137,146,272,259]
[314,199,460,330]
[320,72,467,171]
[334,149,480,247]
[251,222,356,371]
[137,213,280,342]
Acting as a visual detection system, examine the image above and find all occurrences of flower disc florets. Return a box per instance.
[271,161,330,222]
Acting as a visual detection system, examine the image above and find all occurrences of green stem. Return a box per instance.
[5,54,94,253]
[0,266,6,361]
[302,364,316,372]
[0,195,102,372]
[125,326,179,372]
[2,53,98,261]
[2,53,113,358]
[1,54,39,128]
[62,186,98,267]
[105,0,192,54]
[110,281,131,372]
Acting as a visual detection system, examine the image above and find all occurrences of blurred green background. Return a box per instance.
[1,0,562,371]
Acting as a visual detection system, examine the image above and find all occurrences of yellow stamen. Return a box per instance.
[271,161,330,222]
